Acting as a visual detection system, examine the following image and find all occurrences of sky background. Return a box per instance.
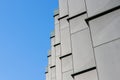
[0,0,58,80]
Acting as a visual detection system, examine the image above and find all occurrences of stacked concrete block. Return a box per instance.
[54,10,62,80]
[85,1,120,80]
[47,50,52,80]
[45,0,120,80]
[58,0,74,80]
[50,31,56,80]
[67,0,98,80]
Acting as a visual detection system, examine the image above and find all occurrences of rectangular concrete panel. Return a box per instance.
[63,70,73,80]
[60,27,71,56]
[89,9,120,47]
[51,67,56,79]
[74,69,98,80]
[55,15,59,24]
[94,39,120,80]
[51,37,56,66]
[48,56,51,66]
[58,0,68,17]
[69,14,88,34]
[61,55,73,72]
[51,37,55,47]
[55,45,61,57]
[86,0,120,17]
[48,65,51,80]
[59,17,69,30]
[51,46,56,66]
[71,28,95,73]
[68,0,86,17]
[56,56,62,80]
[46,73,49,80]
[55,23,60,44]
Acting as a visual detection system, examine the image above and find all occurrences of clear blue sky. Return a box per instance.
[0,0,58,80]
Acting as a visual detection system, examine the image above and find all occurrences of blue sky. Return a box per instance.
[0,0,58,80]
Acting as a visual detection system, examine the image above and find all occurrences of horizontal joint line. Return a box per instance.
[58,15,69,20]
[85,5,120,22]
[59,53,72,59]
[71,67,96,77]
[67,11,87,21]
[50,36,55,39]
[50,65,56,68]
[54,43,61,47]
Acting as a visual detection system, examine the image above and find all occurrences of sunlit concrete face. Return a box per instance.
[89,9,120,47]
[68,0,86,17]
[50,31,56,67]
[60,27,71,56]
[59,16,72,56]
[55,24,60,44]
[55,45,61,57]
[61,55,73,72]
[56,56,62,80]
[62,70,73,80]
[59,17,69,30]
[58,0,68,17]
[69,13,88,34]
[51,38,56,66]
[48,65,52,80]
[71,28,95,73]
[55,15,60,44]
[58,0,74,79]
[46,1,120,80]
[55,15,59,24]
[94,39,120,80]
[86,0,120,17]
[51,67,56,80]
[74,70,98,80]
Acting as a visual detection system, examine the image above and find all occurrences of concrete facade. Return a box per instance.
[45,0,120,80]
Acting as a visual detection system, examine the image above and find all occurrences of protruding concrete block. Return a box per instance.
[58,0,68,17]
[94,39,120,80]
[89,9,120,47]
[74,69,98,80]
[68,0,86,17]
[69,13,88,34]
[71,28,95,73]
[60,27,71,56]
[63,70,73,80]
[61,55,73,72]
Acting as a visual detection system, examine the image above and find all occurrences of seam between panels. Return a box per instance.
[85,5,120,80]
[71,67,96,78]
[71,27,88,35]
[94,37,120,48]
[83,0,100,80]
[87,14,100,80]
[83,0,89,17]
[59,18,63,80]
[67,10,75,80]
[66,0,75,79]
[62,69,74,74]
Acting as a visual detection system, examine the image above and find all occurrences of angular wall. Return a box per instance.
[45,1,120,80]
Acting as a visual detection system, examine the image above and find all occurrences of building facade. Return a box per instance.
[45,0,120,80]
